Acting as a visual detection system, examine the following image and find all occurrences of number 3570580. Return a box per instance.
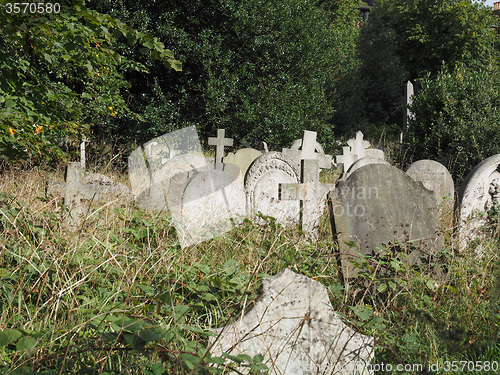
[6,3,61,14]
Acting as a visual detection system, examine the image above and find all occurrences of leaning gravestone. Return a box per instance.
[336,131,385,177]
[128,126,206,211]
[210,269,374,375]
[456,154,500,249]
[166,164,246,248]
[329,164,444,278]
[406,160,454,204]
[245,152,300,226]
[342,157,389,180]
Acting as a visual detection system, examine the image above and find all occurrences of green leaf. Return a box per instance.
[150,362,166,375]
[0,329,22,347]
[180,353,201,370]
[16,336,37,352]
[350,305,373,321]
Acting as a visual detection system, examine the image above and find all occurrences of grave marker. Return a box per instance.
[329,163,444,278]
[245,152,300,226]
[279,158,335,237]
[208,128,233,170]
[406,160,454,204]
[282,130,332,170]
[456,154,500,249]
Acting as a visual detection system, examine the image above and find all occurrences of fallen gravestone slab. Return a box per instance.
[245,152,300,227]
[329,163,444,278]
[406,160,454,204]
[456,154,500,249]
[210,269,374,375]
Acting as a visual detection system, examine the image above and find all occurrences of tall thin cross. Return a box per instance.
[208,129,233,170]
[282,130,332,170]
[279,159,335,237]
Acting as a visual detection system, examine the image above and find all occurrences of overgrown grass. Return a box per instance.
[0,162,498,374]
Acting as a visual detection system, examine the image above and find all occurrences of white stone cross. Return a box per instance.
[336,131,384,174]
[282,130,332,170]
[208,129,233,170]
[279,159,335,236]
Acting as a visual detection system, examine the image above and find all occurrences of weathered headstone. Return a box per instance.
[167,166,246,248]
[343,156,389,180]
[134,154,208,211]
[208,128,233,170]
[282,131,333,171]
[336,131,385,176]
[223,148,262,181]
[406,160,454,204]
[456,154,500,249]
[128,127,205,210]
[329,164,444,278]
[245,152,300,226]
[210,269,374,375]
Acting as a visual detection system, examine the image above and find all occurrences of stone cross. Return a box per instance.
[208,129,233,170]
[282,130,332,170]
[47,163,132,230]
[279,159,335,236]
[335,131,384,174]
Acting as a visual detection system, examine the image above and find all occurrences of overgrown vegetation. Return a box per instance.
[0,162,498,374]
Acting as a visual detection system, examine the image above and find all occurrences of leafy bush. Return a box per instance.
[406,62,500,181]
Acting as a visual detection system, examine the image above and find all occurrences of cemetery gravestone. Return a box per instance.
[210,269,374,375]
[223,148,262,181]
[245,152,300,226]
[336,131,385,177]
[128,126,205,211]
[456,154,500,249]
[406,160,454,204]
[329,163,444,278]
[167,166,246,248]
[47,163,133,230]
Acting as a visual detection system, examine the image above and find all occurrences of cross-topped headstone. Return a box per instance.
[279,159,335,237]
[47,163,132,230]
[335,131,384,176]
[208,129,233,170]
[282,130,332,170]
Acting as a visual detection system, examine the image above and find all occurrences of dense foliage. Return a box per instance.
[408,63,500,181]
[87,0,361,149]
[0,0,181,162]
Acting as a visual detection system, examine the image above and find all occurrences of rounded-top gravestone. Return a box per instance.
[245,152,300,226]
[456,154,500,249]
[406,160,454,204]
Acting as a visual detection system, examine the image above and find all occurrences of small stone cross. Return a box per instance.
[208,129,233,170]
[336,131,384,174]
[279,159,335,236]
